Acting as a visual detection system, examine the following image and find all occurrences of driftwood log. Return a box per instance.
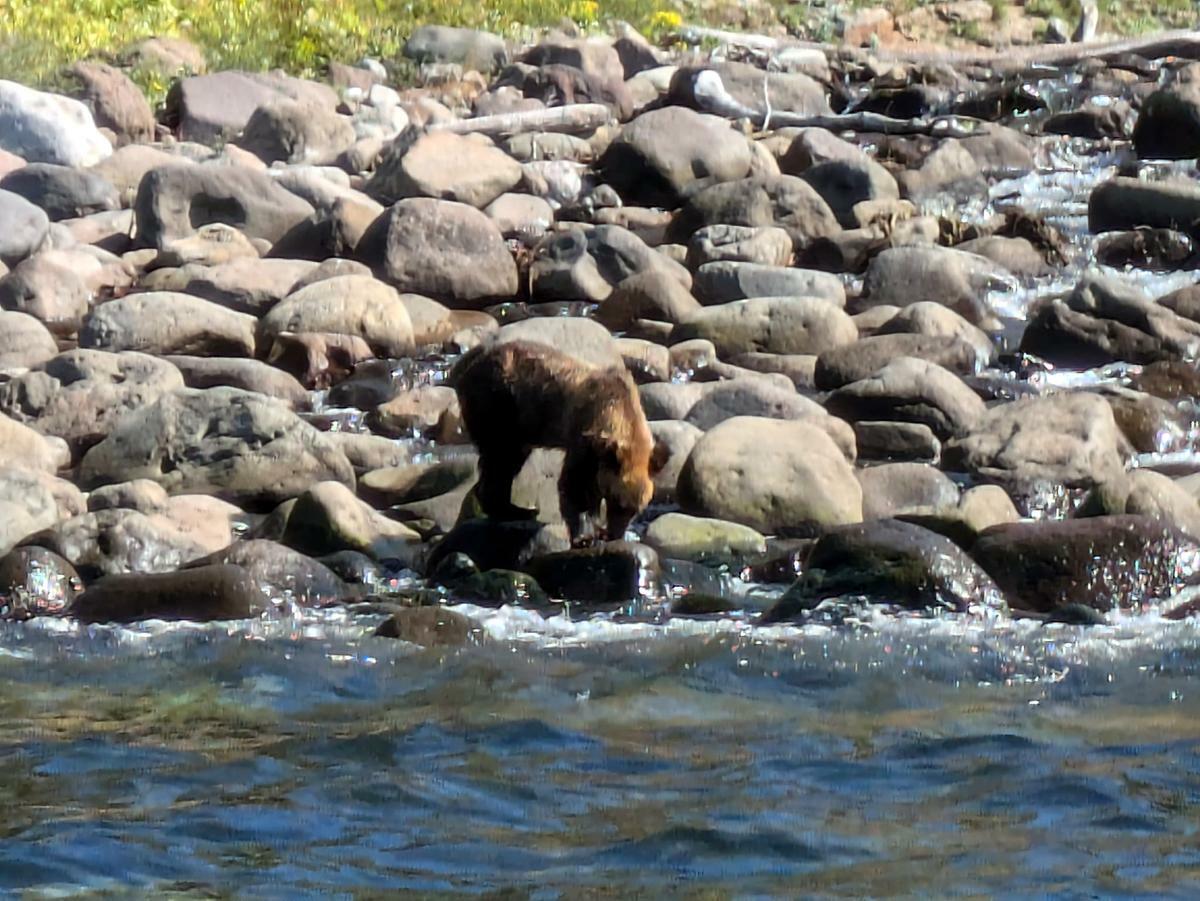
[430,103,613,137]
[678,25,1200,73]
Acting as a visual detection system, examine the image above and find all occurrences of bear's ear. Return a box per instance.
[649,439,670,476]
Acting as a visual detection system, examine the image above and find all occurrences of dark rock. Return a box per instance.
[971,515,1200,613]
[1089,177,1200,235]
[375,605,480,645]
[63,62,156,145]
[763,519,1005,621]
[0,163,118,221]
[70,564,263,623]
[853,421,941,463]
[667,175,841,249]
[1133,67,1200,159]
[424,518,569,575]
[527,540,659,606]
[185,539,347,607]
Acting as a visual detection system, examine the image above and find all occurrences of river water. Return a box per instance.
[8,79,1200,896]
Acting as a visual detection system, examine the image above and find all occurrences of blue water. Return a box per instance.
[4,610,1200,897]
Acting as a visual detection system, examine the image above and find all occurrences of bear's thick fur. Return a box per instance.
[450,340,661,544]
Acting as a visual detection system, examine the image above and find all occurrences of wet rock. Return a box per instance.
[814,334,980,391]
[79,387,354,509]
[134,164,314,248]
[944,392,1127,491]
[1130,359,1200,401]
[857,462,959,520]
[1095,228,1193,271]
[529,225,689,304]
[190,539,348,607]
[70,564,262,623]
[0,547,80,618]
[0,467,62,555]
[163,71,338,145]
[764,519,1005,620]
[1078,470,1200,539]
[598,107,753,207]
[667,175,841,249]
[861,245,1011,324]
[1044,103,1130,140]
[595,270,702,332]
[644,512,766,563]
[679,417,861,535]
[1089,177,1200,235]
[1021,273,1200,367]
[853,421,941,464]
[959,126,1035,177]
[899,483,1019,549]
[356,198,517,308]
[0,190,49,266]
[0,349,184,456]
[62,62,155,146]
[260,274,413,358]
[1102,386,1189,454]
[375,605,480,645]
[0,81,111,167]
[692,261,845,307]
[670,297,857,358]
[897,139,987,201]
[800,158,899,229]
[236,99,356,166]
[23,506,229,578]
[826,358,986,440]
[648,420,702,503]
[0,163,118,221]
[165,356,308,409]
[972,515,1200,613]
[527,541,658,605]
[0,310,58,369]
[425,518,569,575]
[366,130,521,208]
[372,386,460,441]
[280,481,419,563]
[686,224,793,269]
[1133,68,1200,159]
[81,292,257,357]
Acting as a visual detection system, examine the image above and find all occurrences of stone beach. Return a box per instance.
[5,20,1200,632]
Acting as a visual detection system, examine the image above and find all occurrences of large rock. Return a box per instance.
[236,99,356,166]
[527,542,659,606]
[670,297,857,357]
[165,356,309,409]
[1089,177,1200,234]
[0,190,49,265]
[0,80,111,167]
[861,245,1011,323]
[668,175,841,249]
[403,25,508,70]
[801,158,899,228]
[63,62,155,145]
[0,350,184,456]
[598,107,753,207]
[1020,273,1200,367]
[0,547,80,618]
[134,164,315,248]
[281,481,419,563]
[896,139,987,201]
[764,519,1005,620]
[0,252,93,336]
[79,387,354,508]
[693,261,845,307]
[857,462,960,520]
[491,317,622,369]
[825,358,987,439]
[1078,470,1200,539]
[163,71,338,145]
[644,512,765,563]
[670,62,831,119]
[0,310,58,369]
[0,412,65,473]
[70,565,262,623]
[366,130,522,208]
[814,334,980,390]
[972,515,1200,614]
[186,539,347,607]
[0,163,118,221]
[356,198,517,308]
[529,225,690,304]
[876,301,994,364]
[260,275,414,358]
[686,224,794,269]
[1133,67,1200,159]
[521,38,633,118]
[80,293,257,357]
[679,417,862,534]
[179,257,318,315]
[944,392,1128,491]
[0,467,62,555]
[595,270,702,331]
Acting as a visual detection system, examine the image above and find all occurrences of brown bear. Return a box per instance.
[449,340,663,545]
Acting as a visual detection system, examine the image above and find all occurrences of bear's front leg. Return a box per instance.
[477,444,537,522]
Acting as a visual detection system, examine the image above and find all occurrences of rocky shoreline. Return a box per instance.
[4,22,1200,636]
